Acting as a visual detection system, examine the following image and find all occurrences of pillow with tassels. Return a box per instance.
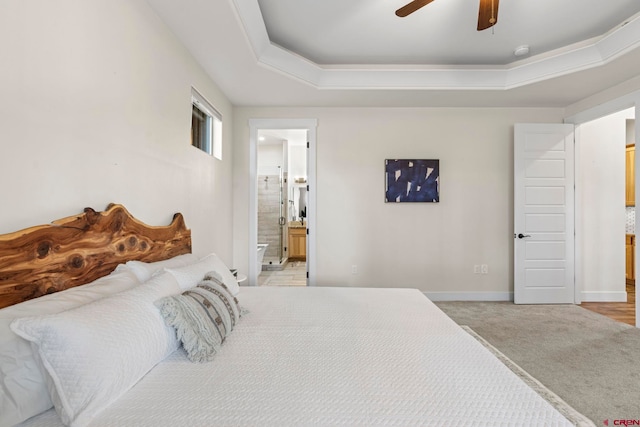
[157,271,245,363]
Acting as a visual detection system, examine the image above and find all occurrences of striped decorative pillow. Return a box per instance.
[157,272,243,363]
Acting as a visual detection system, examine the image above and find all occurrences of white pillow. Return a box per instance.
[10,272,181,427]
[123,253,198,282]
[208,253,241,296]
[165,253,239,295]
[0,268,140,427]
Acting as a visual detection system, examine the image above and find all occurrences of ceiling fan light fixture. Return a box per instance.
[514,45,530,57]
[477,0,499,31]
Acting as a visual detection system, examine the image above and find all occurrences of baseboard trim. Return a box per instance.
[425,292,513,302]
[580,291,627,302]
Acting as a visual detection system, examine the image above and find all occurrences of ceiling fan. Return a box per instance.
[396,0,499,31]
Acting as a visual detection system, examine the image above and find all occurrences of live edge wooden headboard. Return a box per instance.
[0,204,191,309]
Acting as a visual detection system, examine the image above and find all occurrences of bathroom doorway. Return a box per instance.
[249,119,317,287]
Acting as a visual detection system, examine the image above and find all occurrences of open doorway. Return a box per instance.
[575,107,636,326]
[256,129,307,286]
[248,119,317,287]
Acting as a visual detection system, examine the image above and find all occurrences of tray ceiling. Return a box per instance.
[145,0,640,107]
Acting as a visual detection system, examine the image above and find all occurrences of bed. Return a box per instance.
[0,205,593,427]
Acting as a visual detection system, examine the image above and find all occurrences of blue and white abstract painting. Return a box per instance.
[385,159,439,203]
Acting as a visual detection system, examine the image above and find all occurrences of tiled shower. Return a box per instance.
[257,170,288,266]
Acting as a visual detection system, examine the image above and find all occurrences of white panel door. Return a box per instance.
[514,123,575,304]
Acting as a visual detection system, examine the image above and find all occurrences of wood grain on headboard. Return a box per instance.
[0,204,191,309]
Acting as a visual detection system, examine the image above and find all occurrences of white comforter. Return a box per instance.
[21,287,577,426]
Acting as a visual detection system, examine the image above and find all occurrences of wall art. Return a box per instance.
[385,159,439,203]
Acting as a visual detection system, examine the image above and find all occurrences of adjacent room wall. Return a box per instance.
[233,107,564,298]
[0,0,234,262]
[288,144,307,222]
[564,75,640,121]
[577,108,634,301]
[257,143,285,175]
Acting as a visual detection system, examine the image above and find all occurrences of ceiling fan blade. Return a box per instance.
[477,0,499,31]
[395,0,436,18]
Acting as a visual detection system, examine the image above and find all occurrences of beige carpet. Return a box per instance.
[436,301,640,425]
[462,326,594,426]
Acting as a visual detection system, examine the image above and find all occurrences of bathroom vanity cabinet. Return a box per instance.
[288,226,306,260]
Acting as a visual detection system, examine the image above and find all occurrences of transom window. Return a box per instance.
[191,88,222,159]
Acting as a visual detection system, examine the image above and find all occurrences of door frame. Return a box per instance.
[248,118,317,286]
[565,91,640,326]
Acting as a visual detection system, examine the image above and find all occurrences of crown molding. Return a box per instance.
[232,0,640,91]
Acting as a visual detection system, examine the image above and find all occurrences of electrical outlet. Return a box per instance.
[473,265,481,274]
[481,264,489,274]
[351,265,358,274]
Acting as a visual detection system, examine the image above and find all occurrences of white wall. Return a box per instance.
[233,107,564,298]
[0,0,235,262]
[565,75,640,121]
[578,109,634,301]
[288,144,307,220]
[628,119,636,146]
[288,145,307,181]
[257,143,284,175]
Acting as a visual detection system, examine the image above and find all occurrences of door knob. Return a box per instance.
[517,233,531,239]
